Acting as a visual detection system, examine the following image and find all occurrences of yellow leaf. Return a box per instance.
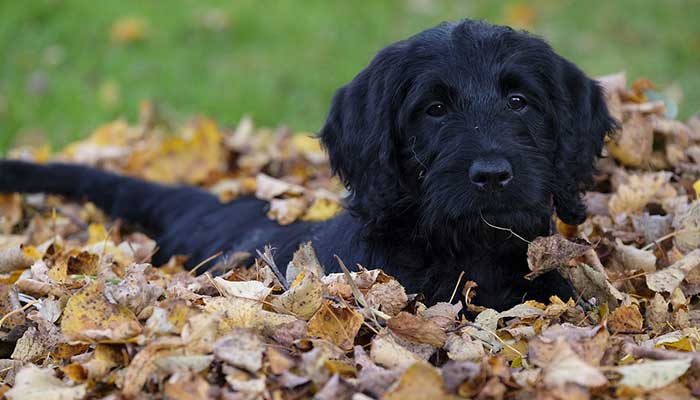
[302,197,342,222]
[61,280,142,342]
[271,269,323,320]
[383,362,452,400]
[307,300,363,351]
[88,223,109,245]
[659,336,693,352]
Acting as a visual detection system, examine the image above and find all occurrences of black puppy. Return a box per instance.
[0,20,615,310]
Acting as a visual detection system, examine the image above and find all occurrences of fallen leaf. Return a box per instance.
[645,293,670,332]
[214,329,265,372]
[155,355,214,374]
[163,371,211,400]
[0,245,34,273]
[613,240,657,273]
[444,333,485,361]
[370,330,424,370]
[608,304,644,332]
[0,194,22,234]
[616,359,691,390]
[272,269,323,319]
[5,365,86,400]
[608,113,654,167]
[307,300,363,350]
[359,279,404,315]
[387,312,446,346]
[315,374,355,400]
[213,277,272,302]
[302,196,342,222]
[526,235,590,279]
[529,324,609,366]
[542,339,608,388]
[0,283,25,329]
[255,173,304,200]
[268,197,308,225]
[284,241,324,284]
[673,200,700,254]
[60,280,142,342]
[609,172,676,217]
[646,249,700,293]
[383,362,452,400]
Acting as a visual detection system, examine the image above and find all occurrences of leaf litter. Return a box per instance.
[2,75,700,398]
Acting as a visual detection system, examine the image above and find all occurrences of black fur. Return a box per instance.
[0,20,616,310]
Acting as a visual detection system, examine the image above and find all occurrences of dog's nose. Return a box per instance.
[469,158,513,191]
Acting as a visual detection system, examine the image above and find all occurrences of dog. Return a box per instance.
[0,19,616,310]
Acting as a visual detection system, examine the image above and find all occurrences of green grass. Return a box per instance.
[1,0,699,152]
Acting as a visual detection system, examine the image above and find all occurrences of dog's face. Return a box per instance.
[321,20,616,248]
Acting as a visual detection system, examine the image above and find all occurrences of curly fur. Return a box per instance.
[0,20,616,310]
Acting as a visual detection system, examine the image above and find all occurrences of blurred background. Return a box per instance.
[1,0,699,152]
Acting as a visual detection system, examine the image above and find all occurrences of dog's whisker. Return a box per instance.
[479,211,532,244]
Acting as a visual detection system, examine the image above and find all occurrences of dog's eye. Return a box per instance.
[426,102,448,118]
[507,95,527,111]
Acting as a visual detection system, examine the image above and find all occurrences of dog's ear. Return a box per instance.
[319,44,410,222]
[552,59,618,225]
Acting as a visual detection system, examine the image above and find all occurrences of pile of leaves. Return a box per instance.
[1,72,700,399]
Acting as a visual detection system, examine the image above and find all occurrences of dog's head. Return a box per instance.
[320,20,616,247]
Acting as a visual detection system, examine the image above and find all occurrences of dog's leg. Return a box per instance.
[0,160,219,235]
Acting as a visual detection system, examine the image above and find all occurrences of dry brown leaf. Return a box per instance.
[5,365,86,400]
[60,280,142,342]
[255,173,305,200]
[302,196,342,222]
[646,249,700,293]
[529,324,609,367]
[613,240,657,273]
[370,330,424,370]
[383,362,452,400]
[542,339,608,389]
[284,241,324,283]
[444,333,485,361]
[213,328,264,372]
[616,359,692,391]
[422,302,462,330]
[645,293,670,333]
[272,269,323,320]
[0,245,34,273]
[608,304,644,332]
[307,300,363,351]
[526,235,590,279]
[0,194,22,235]
[154,355,214,374]
[163,371,211,400]
[104,263,163,315]
[673,200,700,254]
[563,262,624,308]
[609,172,676,217]
[213,277,271,301]
[365,279,408,316]
[0,283,25,329]
[387,312,447,347]
[608,112,654,167]
[267,197,308,225]
[123,338,183,398]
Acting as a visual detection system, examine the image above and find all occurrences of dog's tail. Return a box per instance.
[0,160,218,235]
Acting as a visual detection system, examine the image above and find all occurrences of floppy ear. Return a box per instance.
[552,59,618,225]
[319,44,410,225]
